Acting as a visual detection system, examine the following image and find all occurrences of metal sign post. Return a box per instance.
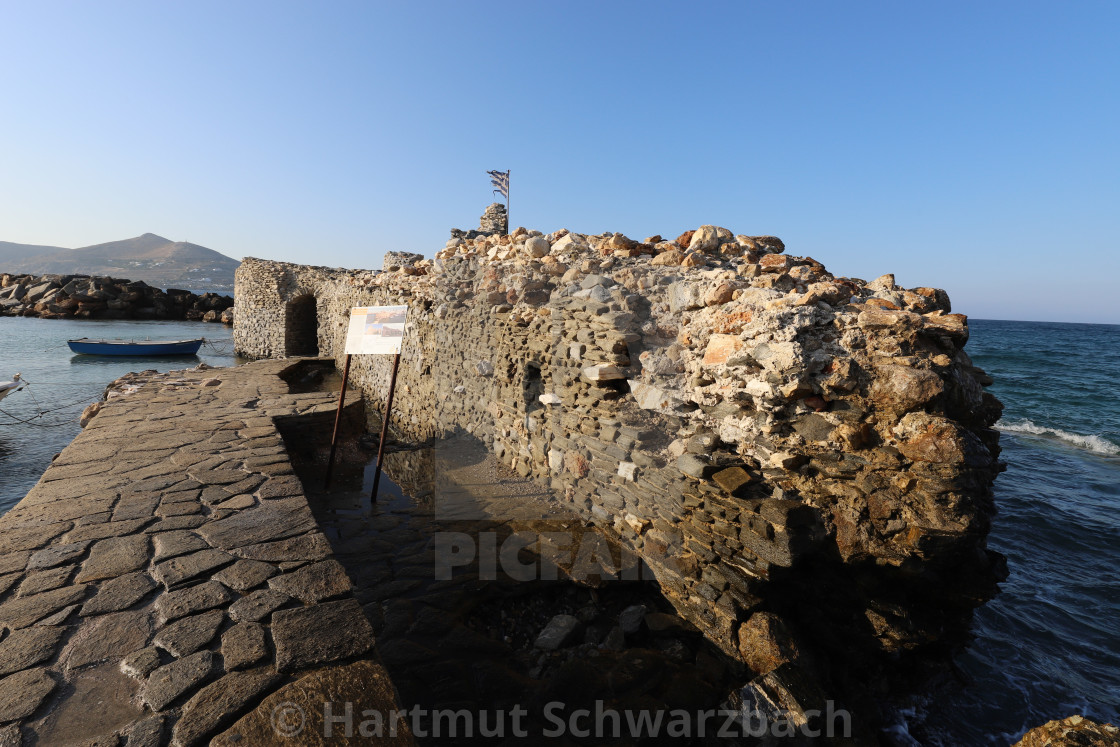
[370,352,401,501]
[321,304,409,497]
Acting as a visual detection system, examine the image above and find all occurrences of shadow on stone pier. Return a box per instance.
[278,408,759,744]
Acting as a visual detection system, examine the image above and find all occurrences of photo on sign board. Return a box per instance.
[345,304,408,355]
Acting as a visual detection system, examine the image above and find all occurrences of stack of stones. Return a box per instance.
[449,202,507,241]
[234,219,1006,719]
[381,252,425,273]
[0,274,233,323]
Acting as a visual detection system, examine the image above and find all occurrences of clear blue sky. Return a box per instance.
[2,1,1117,323]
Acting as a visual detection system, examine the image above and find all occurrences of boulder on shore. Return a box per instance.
[1014,715,1118,746]
[0,273,233,322]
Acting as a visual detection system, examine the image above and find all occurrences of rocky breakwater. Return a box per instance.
[0,273,233,323]
[234,220,1006,730]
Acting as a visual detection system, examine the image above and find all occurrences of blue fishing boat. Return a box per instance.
[67,338,205,356]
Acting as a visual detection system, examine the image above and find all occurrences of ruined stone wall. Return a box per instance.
[234,225,1005,701]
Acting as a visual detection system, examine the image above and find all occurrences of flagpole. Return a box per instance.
[487,169,510,234]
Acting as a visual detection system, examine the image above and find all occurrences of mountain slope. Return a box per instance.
[0,240,68,266]
[0,233,240,290]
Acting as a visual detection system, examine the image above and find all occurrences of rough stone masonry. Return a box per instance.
[234,221,1007,715]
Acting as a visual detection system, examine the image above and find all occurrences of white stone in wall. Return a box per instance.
[581,365,625,382]
[628,381,677,410]
[668,282,705,312]
[623,513,648,533]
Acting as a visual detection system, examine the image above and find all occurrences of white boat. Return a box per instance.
[0,374,21,403]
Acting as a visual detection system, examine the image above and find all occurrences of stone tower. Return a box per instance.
[450,202,508,240]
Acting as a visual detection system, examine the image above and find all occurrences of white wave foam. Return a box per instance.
[997,419,1120,456]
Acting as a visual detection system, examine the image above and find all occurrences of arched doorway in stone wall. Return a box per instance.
[284,295,319,356]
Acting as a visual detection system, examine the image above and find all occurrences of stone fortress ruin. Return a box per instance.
[233,207,1006,726]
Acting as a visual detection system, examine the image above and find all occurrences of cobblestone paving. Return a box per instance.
[0,360,411,746]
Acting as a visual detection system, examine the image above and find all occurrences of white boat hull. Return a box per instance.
[0,376,20,402]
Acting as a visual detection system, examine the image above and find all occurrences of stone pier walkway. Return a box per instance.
[0,360,412,746]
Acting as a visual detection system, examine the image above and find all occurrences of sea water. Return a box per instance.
[0,316,237,510]
[904,319,1120,744]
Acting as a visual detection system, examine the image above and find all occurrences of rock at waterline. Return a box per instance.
[618,604,647,634]
[534,614,582,651]
[1014,716,1119,747]
[0,273,232,322]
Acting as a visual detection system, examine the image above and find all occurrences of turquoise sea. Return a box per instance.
[1,315,1118,743]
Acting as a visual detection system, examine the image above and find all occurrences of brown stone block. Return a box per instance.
[212,661,413,746]
[272,599,374,672]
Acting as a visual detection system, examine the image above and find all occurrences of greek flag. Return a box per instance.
[487,169,509,198]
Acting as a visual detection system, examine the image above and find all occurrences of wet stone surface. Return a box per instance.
[228,588,289,623]
[265,558,350,603]
[292,428,747,744]
[171,666,282,747]
[63,609,152,669]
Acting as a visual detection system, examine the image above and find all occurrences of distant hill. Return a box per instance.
[0,233,240,291]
